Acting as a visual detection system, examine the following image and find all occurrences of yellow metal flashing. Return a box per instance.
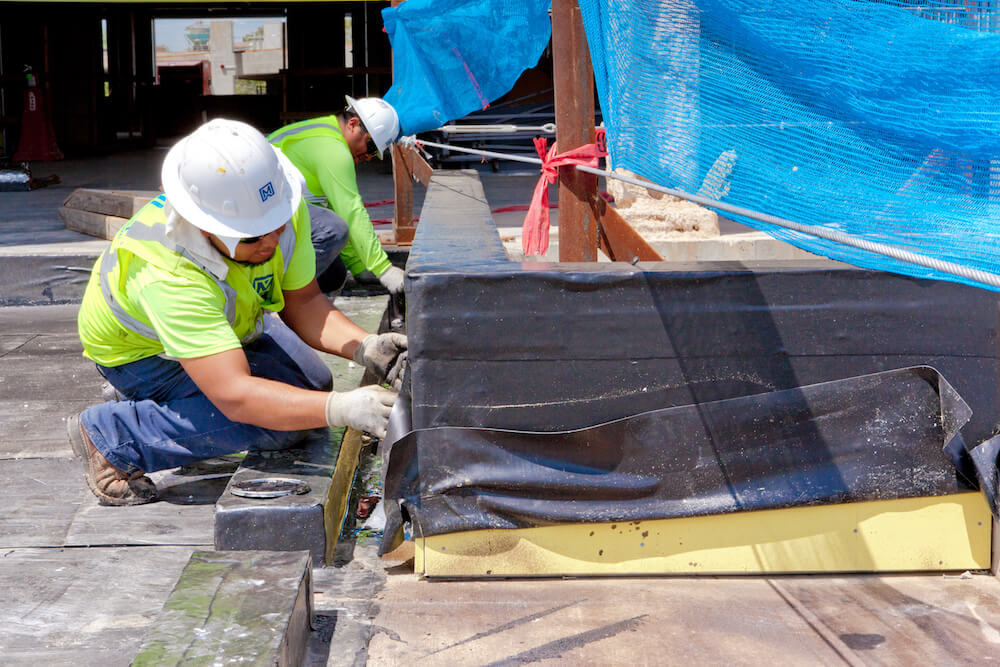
[415,492,992,577]
[323,427,363,566]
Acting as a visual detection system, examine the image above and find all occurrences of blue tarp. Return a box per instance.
[382,0,552,135]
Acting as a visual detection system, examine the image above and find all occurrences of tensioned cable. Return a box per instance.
[437,123,557,134]
[415,137,1000,289]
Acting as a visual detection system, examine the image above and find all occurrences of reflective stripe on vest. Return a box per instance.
[98,220,296,343]
[268,122,340,146]
[98,250,160,340]
[277,223,296,274]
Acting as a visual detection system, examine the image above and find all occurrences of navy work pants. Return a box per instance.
[80,316,333,473]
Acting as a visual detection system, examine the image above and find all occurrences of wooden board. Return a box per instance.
[416,492,992,577]
[59,206,128,240]
[62,188,159,219]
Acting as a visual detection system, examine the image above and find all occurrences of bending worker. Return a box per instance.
[70,119,407,506]
[269,96,405,295]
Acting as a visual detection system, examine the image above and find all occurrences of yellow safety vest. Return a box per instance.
[268,116,392,277]
[77,194,308,366]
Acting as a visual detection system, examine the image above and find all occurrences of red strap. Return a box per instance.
[522,137,607,256]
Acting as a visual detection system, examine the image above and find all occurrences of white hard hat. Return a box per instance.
[161,119,302,238]
[345,95,400,159]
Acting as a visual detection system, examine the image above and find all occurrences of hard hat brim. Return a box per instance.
[161,140,303,237]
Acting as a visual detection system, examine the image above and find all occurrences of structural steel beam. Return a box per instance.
[592,196,664,262]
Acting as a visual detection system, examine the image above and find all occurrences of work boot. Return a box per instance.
[66,414,158,506]
[100,381,123,402]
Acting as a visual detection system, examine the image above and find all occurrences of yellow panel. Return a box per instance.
[416,493,992,577]
[323,427,362,566]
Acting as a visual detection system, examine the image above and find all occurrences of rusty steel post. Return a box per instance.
[390,0,414,245]
[551,0,598,261]
[392,144,417,245]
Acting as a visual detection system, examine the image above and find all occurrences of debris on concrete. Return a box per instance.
[605,166,719,239]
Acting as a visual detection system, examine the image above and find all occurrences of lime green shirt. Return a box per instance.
[78,196,315,366]
[269,116,392,277]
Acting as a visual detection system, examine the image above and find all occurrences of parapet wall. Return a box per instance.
[406,170,1000,446]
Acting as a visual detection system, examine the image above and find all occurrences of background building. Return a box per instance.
[0,2,394,157]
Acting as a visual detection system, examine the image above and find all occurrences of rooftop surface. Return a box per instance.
[2,151,1000,665]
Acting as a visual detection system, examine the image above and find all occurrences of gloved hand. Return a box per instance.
[325,385,397,439]
[353,333,408,389]
[377,265,405,294]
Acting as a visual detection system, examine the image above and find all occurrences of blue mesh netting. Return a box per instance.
[382,0,552,136]
[383,0,1000,288]
[578,0,1000,289]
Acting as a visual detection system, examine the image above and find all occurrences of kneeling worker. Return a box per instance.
[70,119,407,506]
[269,96,404,295]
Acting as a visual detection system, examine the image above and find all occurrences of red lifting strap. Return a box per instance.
[522,135,606,256]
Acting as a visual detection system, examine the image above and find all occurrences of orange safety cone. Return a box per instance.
[13,86,63,162]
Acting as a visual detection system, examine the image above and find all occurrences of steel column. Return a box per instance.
[552,0,598,261]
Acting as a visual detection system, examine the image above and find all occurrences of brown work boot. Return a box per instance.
[67,414,158,506]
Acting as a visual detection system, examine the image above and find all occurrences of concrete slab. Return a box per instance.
[0,303,81,333]
[0,404,92,458]
[776,575,1000,663]
[310,542,390,667]
[132,550,313,667]
[0,457,221,549]
[0,458,81,548]
[0,333,100,399]
[0,546,197,666]
[328,295,388,389]
[65,488,220,548]
[0,305,100,456]
[363,569,1000,665]
[366,575,844,665]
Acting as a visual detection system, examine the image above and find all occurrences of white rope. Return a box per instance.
[418,138,546,166]
[413,138,1000,289]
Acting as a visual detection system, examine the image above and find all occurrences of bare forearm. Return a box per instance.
[223,376,329,430]
[180,346,331,431]
[281,287,368,359]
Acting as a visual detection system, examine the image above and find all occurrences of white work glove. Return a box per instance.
[325,386,397,439]
[353,333,408,389]
[377,265,405,295]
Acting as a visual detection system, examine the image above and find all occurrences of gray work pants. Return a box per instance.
[308,203,350,293]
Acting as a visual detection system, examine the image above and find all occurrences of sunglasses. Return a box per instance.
[365,136,379,158]
[239,223,287,245]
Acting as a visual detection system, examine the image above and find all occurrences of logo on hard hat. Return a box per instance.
[259,182,275,202]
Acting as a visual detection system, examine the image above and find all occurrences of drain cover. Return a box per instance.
[231,477,311,498]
